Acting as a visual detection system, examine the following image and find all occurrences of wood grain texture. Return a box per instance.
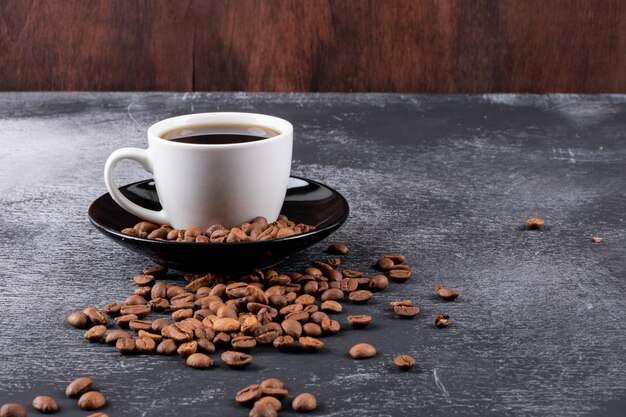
[0,0,624,92]
[0,92,625,416]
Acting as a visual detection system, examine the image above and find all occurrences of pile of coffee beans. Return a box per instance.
[120,214,315,242]
[0,377,107,417]
[235,378,317,416]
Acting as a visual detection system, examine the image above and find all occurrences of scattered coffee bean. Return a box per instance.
[320,300,343,313]
[114,314,138,328]
[136,336,156,353]
[84,325,107,342]
[186,352,213,369]
[254,396,282,412]
[66,377,93,398]
[177,341,198,357]
[393,304,421,318]
[591,236,604,243]
[321,318,341,335]
[347,314,372,328]
[105,330,132,345]
[435,284,459,301]
[435,314,450,328]
[115,337,136,354]
[349,289,373,303]
[249,403,277,417]
[375,256,394,271]
[292,393,317,413]
[119,304,151,318]
[78,391,106,411]
[525,217,545,229]
[394,354,416,371]
[388,269,411,282]
[303,322,323,337]
[83,307,108,326]
[349,343,377,359]
[299,336,324,352]
[327,243,349,254]
[222,351,253,368]
[156,339,177,355]
[0,404,27,417]
[272,335,295,351]
[369,274,389,291]
[235,384,262,406]
[32,395,58,413]
[67,311,90,329]
[260,378,284,389]
[143,265,168,276]
[103,303,122,316]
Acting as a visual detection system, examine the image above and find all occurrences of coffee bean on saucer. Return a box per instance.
[221,350,253,368]
[347,314,371,328]
[134,221,159,233]
[67,311,89,328]
[394,354,416,371]
[66,377,93,398]
[327,243,349,254]
[121,227,139,237]
[78,391,106,410]
[435,284,459,301]
[0,404,27,417]
[186,353,213,369]
[292,393,317,412]
[32,395,58,413]
[435,314,450,328]
[349,343,377,359]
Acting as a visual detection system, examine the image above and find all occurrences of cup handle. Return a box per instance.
[104,147,169,225]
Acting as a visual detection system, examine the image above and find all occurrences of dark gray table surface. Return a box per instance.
[0,93,625,417]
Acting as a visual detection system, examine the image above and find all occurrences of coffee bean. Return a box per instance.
[103,303,122,316]
[149,297,169,311]
[341,269,363,278]
[347,314,371,328]
[327,243,349,254]
[186,352,213,369]
[591,236,604,243]
[375,256,394,271]
[435,284,459,301]
[320,300,343,313]
[235,383,262,405]
[156,339,177,355]
[213,317,241,332]
[86,413,109,417]
[393,305,421,318]
[435,314,450,328]
[134,221,159,233]
[349,343,377,359]
[292,393,317,412]
[121,227,139,236]
[249,403,277,417]
[339,277,359,293]
[67,311,90,328]
[349,290,372,303]
[114,314,138,328]
[84,325,107,342]
[32,395,58,413]
[66,377,93,398]
[124,294,147,306]
[525,217,545,229]
[259,378,284,389]
[129,319,152,332]
[299,336,324,352]
[133,274,155,286]
[390,299,413,307]
[272,335,295,351]
[83,307,108,326]
[254,396,282,412]
[150,282,167,300]
[232,335,257,351]
[135,336,156,353]
[303,322,322,337]
[394,354,416,371]
[369,274,389,291]
[321,318,341,335]
[261,386,289,400]
[115,337,136,354]
[172,308,193,321]
[221,350,253,368]
[143,265,167,277]
[280,319,302,339]
[254,323,282,344]
[120,304,151,318]
[0,404,27,417]
[325,257,341,268]
[78,391,106,410]
[177,341,198,357]
[105,330,132,345]
[388,269,411,282]
[310,311,329,325]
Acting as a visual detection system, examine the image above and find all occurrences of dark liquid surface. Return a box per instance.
[161,124,279,145]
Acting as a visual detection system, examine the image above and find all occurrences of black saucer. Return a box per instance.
[88,177,349,272]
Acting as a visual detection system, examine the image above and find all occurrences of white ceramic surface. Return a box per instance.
[104,112,293,229]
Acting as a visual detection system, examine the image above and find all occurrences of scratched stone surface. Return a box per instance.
[0,93,625,416]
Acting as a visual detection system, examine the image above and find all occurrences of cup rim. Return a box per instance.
[147,112,293,148]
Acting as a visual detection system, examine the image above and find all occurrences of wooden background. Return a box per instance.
[0,0,625,92]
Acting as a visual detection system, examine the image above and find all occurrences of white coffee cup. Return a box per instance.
[104,112,293,229]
